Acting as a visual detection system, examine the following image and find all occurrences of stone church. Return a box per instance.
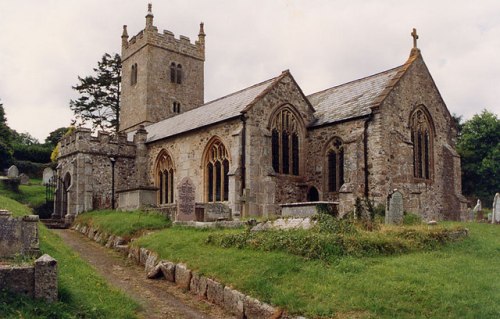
[54,4,467,224]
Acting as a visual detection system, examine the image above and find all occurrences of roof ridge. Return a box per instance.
[202,74,279,107]
[307,64,406,98]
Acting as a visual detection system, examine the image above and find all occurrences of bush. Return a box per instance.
[1,178,20,192]
[13,160,49,178]
[12,143,52,163]
[403,212,423,225]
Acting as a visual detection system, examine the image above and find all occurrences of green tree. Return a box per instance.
[457,110,500,206]
[45,127,69,146]
[0,101,14,169]
[70,53,121,132]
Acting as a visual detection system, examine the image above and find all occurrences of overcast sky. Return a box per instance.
[1,0,499,142]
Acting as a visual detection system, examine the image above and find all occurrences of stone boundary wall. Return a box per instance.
[0,211,40,258]
[0,254,58,302]
[72,223,307,319]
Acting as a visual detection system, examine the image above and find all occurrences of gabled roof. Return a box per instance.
[145,75,281,142]
[308,65,406,126]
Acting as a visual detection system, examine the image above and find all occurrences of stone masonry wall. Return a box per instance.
[369,53,466,220]
[243,72,316,217]
[146,119,243,216]
[0,211,39,258]
[57,129,137,218]
[120,17,204,132]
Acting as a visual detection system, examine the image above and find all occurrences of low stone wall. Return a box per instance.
[280,201,338,218]
[0,254,58,302]
[72,223,306,319]
[0,210,40,258]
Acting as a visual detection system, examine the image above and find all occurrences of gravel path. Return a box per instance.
[54,229,235,319]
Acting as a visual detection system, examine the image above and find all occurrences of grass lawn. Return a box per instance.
[0,195,140,319]
[75,210,171,239]
[0,178,46,208]
[132,224,499,318]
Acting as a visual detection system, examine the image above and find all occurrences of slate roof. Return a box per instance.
[144,76,279,143]
[308,64,406,127]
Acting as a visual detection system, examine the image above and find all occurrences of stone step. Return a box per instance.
[41,219,69,229]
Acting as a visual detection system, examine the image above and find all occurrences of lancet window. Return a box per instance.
[410,107,433,180]
[327,137,344,192]
[271,108,301,175]
[205,139,229,202]
[131,63,138,85]
[155,151,175,204]
[170,63,182,84]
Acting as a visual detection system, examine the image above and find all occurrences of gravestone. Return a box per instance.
[385,190,404,224]
[473,199,482,221]
[177,177,196,221]
[7,165,19,178]
[42,168,55,185]
[492,193,500,224]
[205,203,231,221]
[19,173,30,185]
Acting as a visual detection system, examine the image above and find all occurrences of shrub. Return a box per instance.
[1,178,20,192]
[12,143,52,163]
[403,212,423,225]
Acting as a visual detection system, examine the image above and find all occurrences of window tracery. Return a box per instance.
[410,107,433,180]
[155,151,174,204]
[205,140,229,202]
[271,108,300,175]
[327,137,344,192]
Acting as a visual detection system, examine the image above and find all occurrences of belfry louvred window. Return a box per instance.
[410,107,433,180]
[170,63,182,84]
[205,139,229,202]
[327,137,344,192]
[131,63,138,85]
[155,151,175,204]
[271,108,301,176]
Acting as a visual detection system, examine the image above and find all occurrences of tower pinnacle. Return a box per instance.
[146,3,154,28]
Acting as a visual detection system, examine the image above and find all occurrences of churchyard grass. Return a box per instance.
[0,178,46,209]
[0,195,139,319]
[132,223,499,318]
[75,209,171,239]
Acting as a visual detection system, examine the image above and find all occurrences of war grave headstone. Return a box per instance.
[177,177,196,221]
[385,190,404,224]
[42,167,55,185]
[7,165,19,178]
[492,193,500,224]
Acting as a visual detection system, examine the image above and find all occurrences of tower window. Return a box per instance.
[270,108,301,175]
[410,107,433,180]
[205,139,229,202]
[170,63,182,84]
[172,102,181,113]
[131,63,138,85]
[155,151,175,204]
[327,137,344,192]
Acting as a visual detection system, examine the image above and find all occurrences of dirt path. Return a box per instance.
[54,229,235,319]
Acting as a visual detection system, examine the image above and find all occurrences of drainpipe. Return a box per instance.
[363,113,373,198]
[240,115,247,194]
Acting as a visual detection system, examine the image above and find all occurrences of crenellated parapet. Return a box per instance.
[58,128,136,159]
[121,4,205,62]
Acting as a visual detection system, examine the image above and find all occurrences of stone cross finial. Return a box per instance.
[411,28,419,49]
[148,3,152,13]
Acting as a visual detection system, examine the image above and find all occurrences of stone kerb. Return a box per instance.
[72,222,305,318]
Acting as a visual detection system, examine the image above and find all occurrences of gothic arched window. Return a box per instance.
[205,139,229,202]
[271,108,301,175]
[410,107,433,180]
[170,63,182,84]
[131,63,138,85]
[155,151,174,204]
[327,137,344,192]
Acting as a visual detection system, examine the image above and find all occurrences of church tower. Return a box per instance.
[119,4,205,132]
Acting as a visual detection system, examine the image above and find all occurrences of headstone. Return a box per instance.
[42,168,55,185]
[205,203,231,221]
[473,199,482,221]
[19,173,30,185]
[177,177,196,221]
[7,165,19,178]
[492,193,500,224]
[385,190,404,224]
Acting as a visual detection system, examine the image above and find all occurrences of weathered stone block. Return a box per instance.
[128,246,140,264]
[145,253,162,278]
[175,263,192,289]
[206,278,224,306]
[114,244,129,255]
[244,296,279,319]
[223,286,245,319]
[159,260,176,282]
[105,235,116,248]
[34,254,58,302]
[190,273,208,298]
[139,247,150,266]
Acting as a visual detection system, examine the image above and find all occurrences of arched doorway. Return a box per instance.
[307,186,319,202]
[62,173,71,217]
